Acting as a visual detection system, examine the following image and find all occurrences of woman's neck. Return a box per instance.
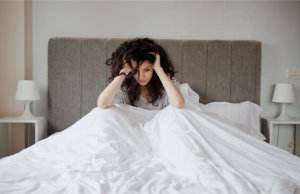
[140,86,150,99]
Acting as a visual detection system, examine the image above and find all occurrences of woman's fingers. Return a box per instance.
[124,63,132,74]
[155,53,160,60]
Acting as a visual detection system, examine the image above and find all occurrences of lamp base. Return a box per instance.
[19,101,35,119]
[276,103,290,120]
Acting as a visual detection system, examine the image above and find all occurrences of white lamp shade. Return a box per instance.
[15,80,40,101]
[272,83,296,103]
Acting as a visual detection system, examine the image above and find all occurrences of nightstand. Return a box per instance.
[0,117,47,149]
[263,117,300,154]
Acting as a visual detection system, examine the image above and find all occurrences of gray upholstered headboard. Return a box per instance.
[48,38,261,134]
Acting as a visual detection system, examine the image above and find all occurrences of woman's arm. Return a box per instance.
[153,54,185,108]
[97,64,131,109]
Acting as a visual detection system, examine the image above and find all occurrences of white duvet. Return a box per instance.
[0,102,299,194]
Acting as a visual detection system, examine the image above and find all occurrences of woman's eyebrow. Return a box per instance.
[143,65,152,70]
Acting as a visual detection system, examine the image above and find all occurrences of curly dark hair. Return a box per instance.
[106,38,176,107]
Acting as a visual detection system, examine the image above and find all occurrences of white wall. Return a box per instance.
[0,1,27,158]
[32,1,300,150]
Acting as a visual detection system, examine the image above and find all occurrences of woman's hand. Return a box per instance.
[153,53,161,71]
[120,62,132,76]
[149,52,162,71]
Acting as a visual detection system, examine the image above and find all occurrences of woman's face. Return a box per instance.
[132,60,154,86]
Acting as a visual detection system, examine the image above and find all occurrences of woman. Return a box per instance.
[97,38,185,110]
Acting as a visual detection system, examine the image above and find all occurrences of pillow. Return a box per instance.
[173,79,200,105]
[200,101,266,141]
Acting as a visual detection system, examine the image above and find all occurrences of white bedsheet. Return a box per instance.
[0,102,299,194]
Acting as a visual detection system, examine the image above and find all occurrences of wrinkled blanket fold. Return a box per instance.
[0,103,299,194]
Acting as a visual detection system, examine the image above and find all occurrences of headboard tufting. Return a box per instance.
[48,38,261,134]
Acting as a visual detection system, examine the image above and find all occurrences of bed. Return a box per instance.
[0,38,299,194]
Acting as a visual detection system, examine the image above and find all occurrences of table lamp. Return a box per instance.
[272,83,296,120]
[15,80,40,119]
